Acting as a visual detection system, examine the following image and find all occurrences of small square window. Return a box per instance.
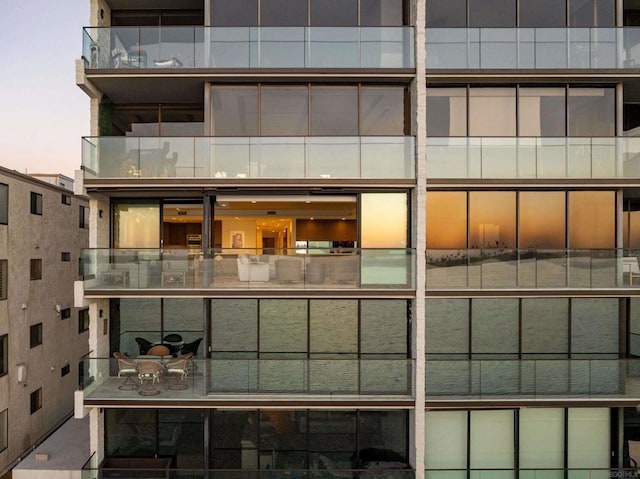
[79,205,89,229]
[61,194,71,205]
[61,252,71,262]
[30,388,42,414]
[30,259,42,280]
[30,323,42,348]
[30,192,42,215]
[0,183,8,225]
[0,335,7,377]
[60,308,71,320]
[78,309,90,334]
[61,364,70,377]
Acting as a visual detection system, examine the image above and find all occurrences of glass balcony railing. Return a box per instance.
[81,248,415,292]
[426,27,640,69]
[426,249,638,290]
[424,469,629,479]
[80,357,413,400]
[426,137,640,180]
[426,358,634,399]
[83,26,414,69]
[82,136,415,180]
[83,466,415,479]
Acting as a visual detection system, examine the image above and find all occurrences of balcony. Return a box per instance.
[83,26,414,70]
[426,27,640,69]
[426,249,638,290]
[80,357,413,402]
[425,358,639,402]
[81,248,415,293]
[82,136,415,182]
[426,137,640,180]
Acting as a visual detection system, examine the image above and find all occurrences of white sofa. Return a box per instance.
[237,255,270,282]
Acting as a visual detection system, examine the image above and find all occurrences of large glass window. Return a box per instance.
[469,0,516,26]
[260,0,307,26]
[568,87,616,137]
[426,0,466,27]
[310,0,358,25]
[360,0,404,26]
[471,299,519,358]
[567,408,610,468]
[211,0,258,25]
[519,408,565,471]
[469,88,516,136]
[261,87,309,136]
[521,298,568,357]
[426,88,467,137]
[426,192,467,249]
[113,201,160,249]
[469,191,516,248]
[360,87,406,135]
[360,300,407,356]
[211,299,258,357]
[361,193,408,248]
[310,87,358,135]
[310,300,358,357]
[518,88,566,137]
[470,410,515,474]
[568,191,615,248]
[519,191,566,248]
[425,299,469,357]
[259,299,307,356]
[519,0,566,27]
[571,298,619,357]
[569,0,615,26]
[211,87,259,136]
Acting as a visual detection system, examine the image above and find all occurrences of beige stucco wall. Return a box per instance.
[0,170,89,475]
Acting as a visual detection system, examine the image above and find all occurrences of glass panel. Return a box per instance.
[211,299,258,354]
[426,88,467,137]
[160,106,204,136]
[570,298,619,356]
[311,87,358,135]
[519,191,566,249]
[469,0,516,26]
[118,299,162,354]
[163,299,204,355]
[521,298,569,356]
[310,300,357,355]
[519,0,566,27]
[310,0,358,26]
[113,202,160,248]
[568,87,615,137]
[361,193,407,248]
[261,87,309,136]
[471,299,519,357]
[426,192,467,249]
[159,409,204,468]
[469,88,516,136]
[568,191,615,248]
[426,0,466,27]
[359,411,408,460]
[470,410,515,469]
[567,408,610,468]
[569,0,615,26]
[361,0,404,26]
[259,299,307,354]
[106,409,157,457]
[425,299,469,356]
[308,411,356,457]
[210,86,258,136]
[519,87,566,137]
[260,0,307,26]
[360,87,405,135]
[211,411,258,468]
[425,411,467,472]
[631,297,640,357]
[211,0,258,26]
[361,300,407,355]
[469,191,516,248]
[520,409,564,470]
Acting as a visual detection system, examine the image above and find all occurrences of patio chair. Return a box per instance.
[181,337,203,356]
[113,352,138,390]
[137,360,163,396]
[146,344,171,357]
[164,353,193,390]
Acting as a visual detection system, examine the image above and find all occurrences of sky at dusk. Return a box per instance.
[0,1,90,179]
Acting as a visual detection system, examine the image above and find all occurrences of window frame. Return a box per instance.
[60,308,71,320]
[30,388,42,414]
[0,408,7,453]
[30,323,42,348]
[30,192,43,216]
[61,194,71,205]
[78,309,90,334]
[61,252,71,262]
[79,205,89,229]
[0,260,7,300]
[0,183,8,225]
[0,334,7,377]
[30,259,42,281]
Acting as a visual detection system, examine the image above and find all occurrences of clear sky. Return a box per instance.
[0,1,90,179]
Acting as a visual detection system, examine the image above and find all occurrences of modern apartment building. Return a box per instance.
[0,168,89,476]
[74,0,640,477]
